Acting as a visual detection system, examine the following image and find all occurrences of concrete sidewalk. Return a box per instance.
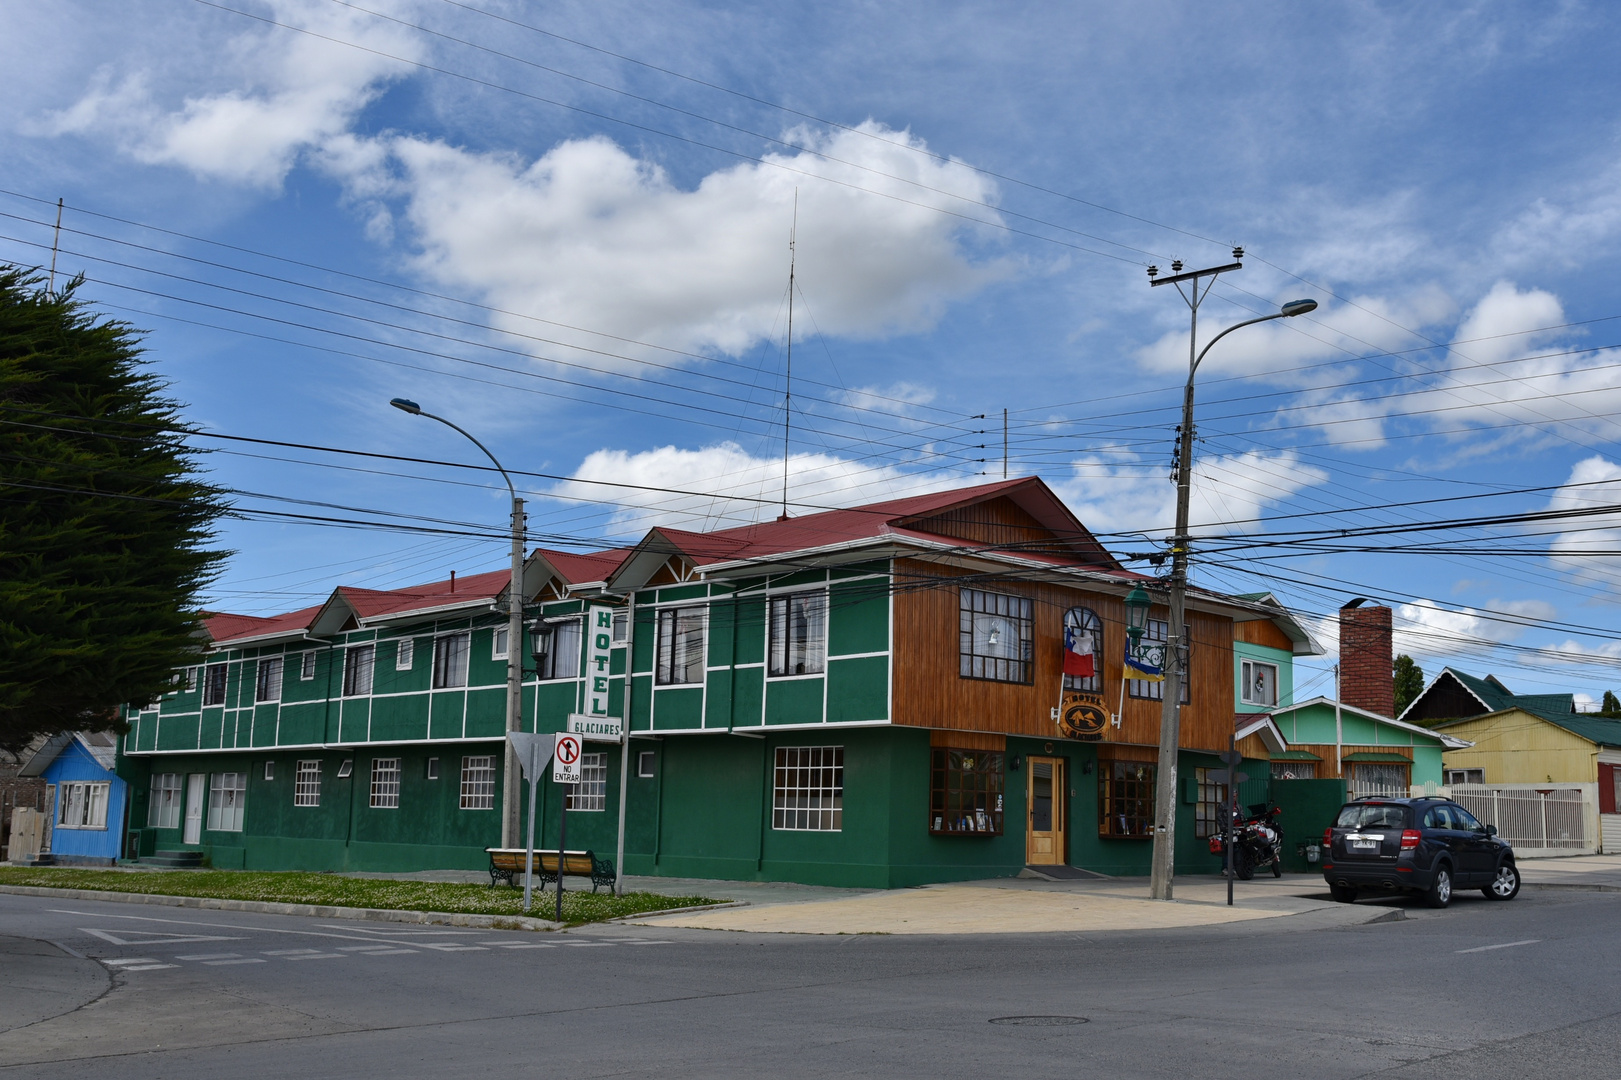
[1517,853,1621,889]
[635,872,1344,935]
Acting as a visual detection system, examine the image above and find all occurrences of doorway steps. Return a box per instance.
[140,850,205,868]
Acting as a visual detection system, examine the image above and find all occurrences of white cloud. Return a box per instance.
[1545,455,1621,595]
[337,122,1008,360]
[1050,448,1328,538]
[552,441,962,537]
[1391,597,1554,660]
[39,0,422,189]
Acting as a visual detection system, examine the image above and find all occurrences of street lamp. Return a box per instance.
[390,398,527,848]
[1142,267,1318,901]
[1123,583,1152,646]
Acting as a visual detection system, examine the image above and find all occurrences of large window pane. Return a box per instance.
[769,590,827,677]
[343,645,375,696]
[431,632,469,689]
[930,749,1005,835]
[959,589,1034,684]
[656,607,707,685]
[772,746,843,831]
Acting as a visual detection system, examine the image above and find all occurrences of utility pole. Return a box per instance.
[1145,253,1317,901]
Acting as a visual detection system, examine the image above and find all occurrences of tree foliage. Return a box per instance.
[1602,690,1621,717]
[1392,653,1424,716]
[0,267,228,751]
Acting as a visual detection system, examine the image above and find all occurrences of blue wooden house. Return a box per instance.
[21,732,128,865]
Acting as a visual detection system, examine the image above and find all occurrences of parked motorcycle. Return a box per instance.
[1208,803,1284,880]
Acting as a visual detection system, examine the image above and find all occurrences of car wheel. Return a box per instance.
[1235,847,1255,880]
[1483,863,1520,901]
[1424,865,1453,909]
[1329,884,1358,903]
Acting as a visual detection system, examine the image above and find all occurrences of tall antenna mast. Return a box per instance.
[47,198,63,295]
[780,189,797,521]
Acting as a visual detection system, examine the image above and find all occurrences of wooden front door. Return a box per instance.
[1026,757,1066,865]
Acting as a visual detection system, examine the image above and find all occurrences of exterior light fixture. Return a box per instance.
[1280,299,1318,318]
[1124,583,1151,645]
[389,397,422,414]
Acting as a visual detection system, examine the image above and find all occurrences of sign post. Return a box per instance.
[552,732,583,922]
[1220,745,1243,907]
[507,732,555,914]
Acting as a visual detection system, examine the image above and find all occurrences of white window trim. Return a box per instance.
[1241,658,1279,707]
[294,760,321,807]
[491,626,509,661]
[460,755,495,810]
[767,588,829,680]
[655,605,709,686]
[56,781,111,830]
[370,758,401,809]
[396,637,415,671]
[207,773,247,833]
[637,751,656,778]
[299,651,316,681]
[566,752,607,811]
[431,631,472,690]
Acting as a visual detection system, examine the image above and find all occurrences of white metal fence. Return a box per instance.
[1445,784,1596,856]
[1342,781,1599,856]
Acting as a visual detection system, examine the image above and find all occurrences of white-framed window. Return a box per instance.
[612,611,629,643]
[370,758,401,809]
[432,632,470,689]
[300,651,316,680]
[1444,768,1485,785]
[184,667,200,692]
[343,644,375,696]
[395,637,415,671]
[337,759,353,778]
[148,773,182,828]
[263,761,274,781]
[1272,760,1317,780]
[567,752,607,811]
[533,619,583,680]
[772,746,843,831]
[426,757,439,780]
[207,773,247,832]
[255,656,283,702]
[203,664,228,706]
[57,781,110,829]
[637,751,656,778]
[655,606,707,685]
[769,589,827,677]
[294,760,321,806]
[1241,659,1278,706]
[492,627,509,660]
[959,588,1033,684]
[1129,619,1190,703]
[460,756,495,810]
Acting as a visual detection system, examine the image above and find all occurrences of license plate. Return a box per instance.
[1351,840,1378,850]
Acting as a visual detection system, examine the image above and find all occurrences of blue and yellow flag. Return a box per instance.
[1124,639,1163,682]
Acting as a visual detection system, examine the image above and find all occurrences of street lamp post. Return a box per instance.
[1143,259,1317,901]
[391,398,527,848]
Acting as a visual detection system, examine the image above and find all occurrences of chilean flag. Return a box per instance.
[1063,626,1096,678]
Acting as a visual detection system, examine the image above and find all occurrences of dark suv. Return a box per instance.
[1321,797,1520,908]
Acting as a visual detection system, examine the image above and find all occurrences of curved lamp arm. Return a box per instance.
[1190,299,1318,379]
[390,398,516,503]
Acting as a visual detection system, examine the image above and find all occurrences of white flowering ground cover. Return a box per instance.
[0,868,715,925]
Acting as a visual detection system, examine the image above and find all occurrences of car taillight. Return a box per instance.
[1323,827,1333,847]
[1400,829,1421,850]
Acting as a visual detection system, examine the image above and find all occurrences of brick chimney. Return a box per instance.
[1339,599,1394,717]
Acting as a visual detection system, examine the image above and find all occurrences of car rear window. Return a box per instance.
[1335,803,1408,830]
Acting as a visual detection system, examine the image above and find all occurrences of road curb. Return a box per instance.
[609,899,750,922]
[1522,881,1621,892]
[0,884,564,931]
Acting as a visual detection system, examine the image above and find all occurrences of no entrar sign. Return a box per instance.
[553,733,582,784]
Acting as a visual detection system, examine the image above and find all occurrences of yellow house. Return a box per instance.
[1435,707,1621,851]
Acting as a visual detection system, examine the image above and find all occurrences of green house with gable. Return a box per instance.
[118,478,1324,887]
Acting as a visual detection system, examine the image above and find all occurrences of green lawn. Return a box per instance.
[0,867,717,926]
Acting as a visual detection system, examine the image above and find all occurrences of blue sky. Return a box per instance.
[6,0,1621,705]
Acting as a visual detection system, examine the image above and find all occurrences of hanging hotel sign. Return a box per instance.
[567,714,623,741]
[581,604,617,720]
[1058,691,1110,742]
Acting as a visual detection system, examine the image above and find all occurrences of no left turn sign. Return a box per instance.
[553,733,582,784]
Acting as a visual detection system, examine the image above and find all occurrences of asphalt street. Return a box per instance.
[1,885,1616,1078]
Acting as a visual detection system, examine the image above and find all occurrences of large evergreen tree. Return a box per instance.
[0,267,228,751]
[1393,653,1424,716]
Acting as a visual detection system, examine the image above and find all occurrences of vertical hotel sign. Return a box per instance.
[584,605,616,719]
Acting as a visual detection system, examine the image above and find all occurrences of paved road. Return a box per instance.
[1,885,1616,1078]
